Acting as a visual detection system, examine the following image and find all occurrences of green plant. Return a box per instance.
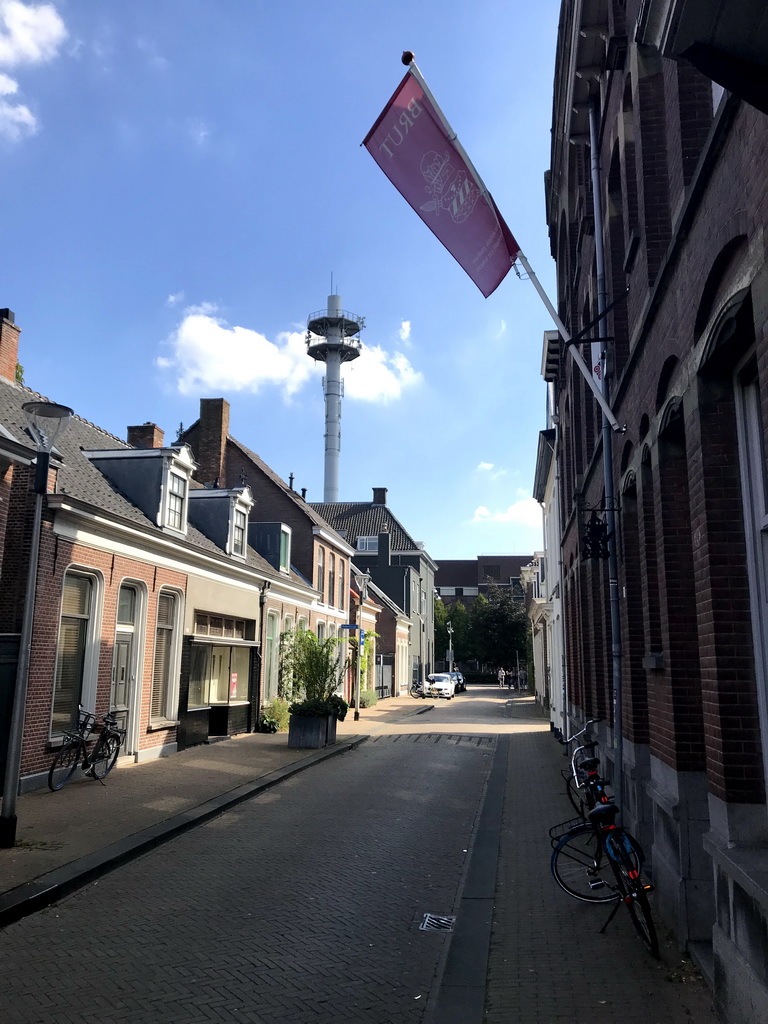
[359,688,378,708]
[259,697,290,733]
[279,629,349,718]
[289,694,349,721]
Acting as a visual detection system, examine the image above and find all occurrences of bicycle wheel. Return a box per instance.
[551,823,620,903]
[48,741,83,791]
[410,685,421,699]
[88,734,120,779]
[606,835,659,957]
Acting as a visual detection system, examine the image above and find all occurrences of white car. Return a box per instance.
[424,673,456,699]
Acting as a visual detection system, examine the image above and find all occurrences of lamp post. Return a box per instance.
[446,621,454,674]
[0,401,73,848]
[353,571,371,722]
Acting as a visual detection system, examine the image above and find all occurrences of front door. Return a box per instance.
[111,632,133,749]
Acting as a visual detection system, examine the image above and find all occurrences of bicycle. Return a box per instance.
[48,705,124,791]
[549,800,658,957]
[557,719,610,818]
[409,681,424,699]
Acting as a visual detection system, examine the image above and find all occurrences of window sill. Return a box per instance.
[148,720,178,731]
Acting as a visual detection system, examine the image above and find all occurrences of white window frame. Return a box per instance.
[160,447,195,535]
[50,568,104,737]
[279,526,292,573]
[150,587,183,725]
[357,536,378,552]
[229,505,248,559]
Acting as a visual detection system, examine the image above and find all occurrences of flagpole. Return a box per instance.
[404,55,622,432]
[517,252,623,432]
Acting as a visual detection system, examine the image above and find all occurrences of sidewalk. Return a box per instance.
[0,695,430,928]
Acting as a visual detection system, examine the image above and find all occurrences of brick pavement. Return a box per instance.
[484,693,719,1024]
[0,727,495,1024]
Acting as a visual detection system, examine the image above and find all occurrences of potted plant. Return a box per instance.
[278,629,349,748]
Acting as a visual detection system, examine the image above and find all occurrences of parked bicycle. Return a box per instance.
[48,705,124,791]
[557,719,611,818]
[549,731,658,957]
[409,681,424,699]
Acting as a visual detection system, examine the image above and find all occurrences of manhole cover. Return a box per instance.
[419,913,456,932]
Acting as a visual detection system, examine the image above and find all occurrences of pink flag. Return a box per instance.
[363,69,520,297]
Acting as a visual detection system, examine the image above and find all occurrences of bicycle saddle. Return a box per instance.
[587,802,619,824]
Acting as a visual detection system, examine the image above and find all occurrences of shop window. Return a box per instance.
[189,644,251,709]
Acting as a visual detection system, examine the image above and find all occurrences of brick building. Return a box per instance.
[435,554,531,605]
[0,318,320,794]
[543,2,768,1020]
[180,399,358,702]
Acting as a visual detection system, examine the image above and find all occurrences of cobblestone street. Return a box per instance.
[0,689,719,1023]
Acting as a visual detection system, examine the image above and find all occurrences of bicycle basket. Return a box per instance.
[549,817,586,848]
[75,708,96,737]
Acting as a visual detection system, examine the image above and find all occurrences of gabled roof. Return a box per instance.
[309,501,420,554]
[227,436,351,545]
[0,379,294,583]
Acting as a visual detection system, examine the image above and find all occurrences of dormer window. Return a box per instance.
[166,471,187,530]
[232,509,247,557]
[279,526,291,572]
[357,536,378,552]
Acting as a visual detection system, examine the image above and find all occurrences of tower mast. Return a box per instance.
[306,294,363,502]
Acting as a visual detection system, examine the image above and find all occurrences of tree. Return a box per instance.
[470,582,529,669]
[434,597,473,664]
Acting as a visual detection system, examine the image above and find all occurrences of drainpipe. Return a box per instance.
[589,95,623,812]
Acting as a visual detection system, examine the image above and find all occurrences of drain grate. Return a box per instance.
[420,913,456,932]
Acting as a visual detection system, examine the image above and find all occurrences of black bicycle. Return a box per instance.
[558,719,611,818]
[550,801,658,957]
[48,705,124,791]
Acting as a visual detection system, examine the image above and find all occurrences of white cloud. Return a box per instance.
[136,37,168,70]
[472,497,542,528]
[477,462,494,472]
[0,69,33,138]
[166,291,185,307]
[187,117,210,146]
[158,307,422,404]
[0,1,66,67]
[343,345,422,403]
[0,2,67,142]
[398,319,411,343]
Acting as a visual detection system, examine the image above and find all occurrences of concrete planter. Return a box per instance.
[288,714,336,749]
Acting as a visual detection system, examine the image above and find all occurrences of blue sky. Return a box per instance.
[0,0,560,560]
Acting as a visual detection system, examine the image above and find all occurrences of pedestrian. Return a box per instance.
[518,666,528,691]
[497,667,505,688]
[506,669,515,691]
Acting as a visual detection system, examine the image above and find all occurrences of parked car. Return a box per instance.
[424,673,456,699]
[450,671,466,693]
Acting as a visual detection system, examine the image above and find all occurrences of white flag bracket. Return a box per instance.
[516,252,625,433]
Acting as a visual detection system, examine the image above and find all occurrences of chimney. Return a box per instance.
[127,422,165,449]
[0,309,21,383]
[198,398,230,488]
[372,487,388,505]
[378,530,391,566]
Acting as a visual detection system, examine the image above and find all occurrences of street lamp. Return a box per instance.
[353,571,371,722]
[446,621,454,674]
[0,401,73,848]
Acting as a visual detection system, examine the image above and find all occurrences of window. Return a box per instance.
[316,546,325,602]
[297,616,307,632]
[264,612,279,700]
[280,527,291,572]
[151,591,178,723]
[338,558,345,612]
[189,644,251,708]
[232,509,247,557]
[357,536,378,552]
[317,622,326,641]
[328,554,336,608]
[165,471,187,531]
[52,573,94,735]
[194,612,247,640]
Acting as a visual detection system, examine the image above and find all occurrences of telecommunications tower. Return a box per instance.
[306,294,364,502]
